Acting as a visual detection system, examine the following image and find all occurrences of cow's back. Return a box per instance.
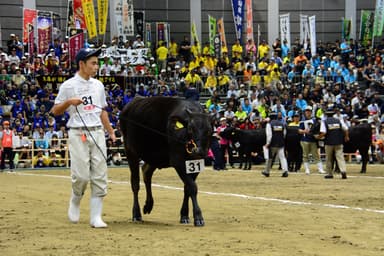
[344,123,372,153]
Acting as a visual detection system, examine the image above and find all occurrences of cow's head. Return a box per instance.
[168,108,212,158]
[218,126,237,140]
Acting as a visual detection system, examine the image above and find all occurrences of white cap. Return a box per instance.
[161,69,166,73]
[305,106,312,111]
[220,117,226,122]
[175,65,180,69]
[10,33,15,37]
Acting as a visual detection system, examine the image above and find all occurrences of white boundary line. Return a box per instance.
[13,172,384,215]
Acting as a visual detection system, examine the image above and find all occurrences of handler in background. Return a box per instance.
[319,106,349,179]
[51,48,116,228]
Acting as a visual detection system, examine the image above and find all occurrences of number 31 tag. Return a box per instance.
[185,159,205,174]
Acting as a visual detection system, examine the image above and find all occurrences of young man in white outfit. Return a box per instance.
[51,48,116,228]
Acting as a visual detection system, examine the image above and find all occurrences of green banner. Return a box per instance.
[360,10,374,46]
[342,18,351,40]
[208,15,217,55]
[373,0,384,36]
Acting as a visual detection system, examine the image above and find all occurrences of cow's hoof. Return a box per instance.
[360,170,366,174]
[180,216,190,224]
[143,203,153,214]
[194,219,205,227]
[132,216,143,222]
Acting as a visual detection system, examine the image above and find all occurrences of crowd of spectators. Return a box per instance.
[1,31,384,167]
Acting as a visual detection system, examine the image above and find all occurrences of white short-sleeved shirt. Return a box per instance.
[54,73,107,128]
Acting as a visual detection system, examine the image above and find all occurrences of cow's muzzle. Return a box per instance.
[185,139,198,154]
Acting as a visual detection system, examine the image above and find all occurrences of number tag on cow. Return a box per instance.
[185,159,205,174]
[234,142,241,148]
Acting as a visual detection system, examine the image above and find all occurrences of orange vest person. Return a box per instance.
[0,120,15,171]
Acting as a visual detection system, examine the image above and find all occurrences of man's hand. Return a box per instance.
[109,132,117,143]
[69,98,84,106]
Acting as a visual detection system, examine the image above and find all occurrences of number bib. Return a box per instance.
[185,159,205,174]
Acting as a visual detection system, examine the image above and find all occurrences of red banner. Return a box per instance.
[37,11,53,54]
[28,29,35,58]
[23,8,37,44]
[73,0,86,29]
[246,0,254,41]
[69,31,84,67]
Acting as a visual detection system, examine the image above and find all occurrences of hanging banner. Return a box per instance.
[120,48,148,65]
[110,0,123,39]
[66,0,75,37]
[342,18,352,40]
[28,20,35,57]
[373,0,384,37]
[214,34,221,59]
[134,11,144,39]
[52,13,61,40]
[360,10,374,46]
[209,15,217,55]
[69,30,84,66]
[37,11,53,54]
[231,0,245,42]
[308,15,316,56]
[217,17,227,52]
[300,14,310,49]
[73,0,86,29]
[156,22,166,45]
[23,8,37,44]
[122,0,134,38]
[98,0,109,35]
[279,13,291,48]
[191,21,200,48]
[245,0,253,41]
[82,0,97,39]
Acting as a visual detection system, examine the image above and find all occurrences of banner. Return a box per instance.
[52,13,61,40]
[208,15,217,55]
[245,0,253,41]
[217,18,227,52]
[134,11,144,39]
[82,0,97,39]
[308,15,316,56]
[360,10,374,46]
[214,34,221,59]
[231,0,245,42]
[66,0,75,37]
[373,0,384,36]
[73,0,86,29]
[110,0,123,39]
[342,18,352,40]
[300,14,310,49]
[120,48,148,65]
[98,0,109,35]
[28,22,35,57]
[279,13,291,49]
[122,0,134,38]
[191,21,198,45]
[69,30,84,66]
[23,8,37,44]
[156,22,166,45]
[37,11,53,54]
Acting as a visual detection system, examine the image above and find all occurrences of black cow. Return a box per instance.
[219,127,266,170]
[312,121,372,173]
[120,97,212,226]
[285,126,303,172]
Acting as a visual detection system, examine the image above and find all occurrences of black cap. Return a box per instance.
[75,48,102,65]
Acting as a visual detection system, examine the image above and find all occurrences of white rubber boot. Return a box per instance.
[90,197,108,228]
[317,162,326,174]
[304,162,310,175]
[68,191,82,223]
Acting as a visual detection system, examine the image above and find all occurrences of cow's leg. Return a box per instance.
[246,153,252,170]
[176,166,204,226]
[142,163,156,214]
[360,147,368,173]
[126,150,142,222]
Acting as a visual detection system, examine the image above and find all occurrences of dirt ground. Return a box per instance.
[0,164,383,256]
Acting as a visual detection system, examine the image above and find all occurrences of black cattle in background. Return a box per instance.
[311,121,372,173]
[285,125,303,172]
[219,127,266,170]
[120,97,212,226]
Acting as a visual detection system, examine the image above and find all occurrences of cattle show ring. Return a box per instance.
[0,163,383,255]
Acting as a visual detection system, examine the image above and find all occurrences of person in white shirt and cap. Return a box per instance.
[51,48,116,228]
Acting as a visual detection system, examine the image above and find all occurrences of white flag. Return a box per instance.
[279,13,291,48]
[300,14,310,49]
[309,15,316,56]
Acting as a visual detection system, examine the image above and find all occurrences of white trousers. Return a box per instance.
[68,128,108,198]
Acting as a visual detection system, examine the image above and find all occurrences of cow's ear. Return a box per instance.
[185,108,193,116]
